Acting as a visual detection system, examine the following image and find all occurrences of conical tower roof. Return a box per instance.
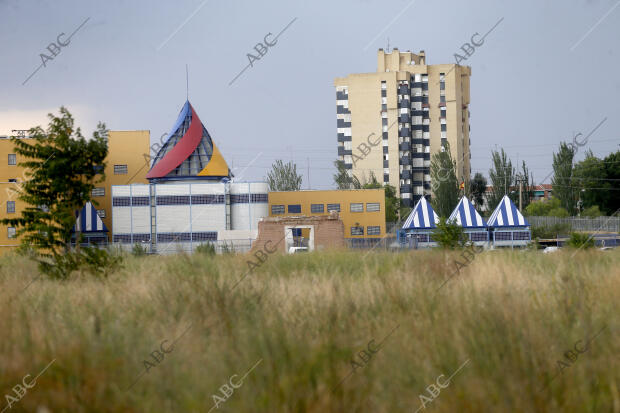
[147,101,230,180]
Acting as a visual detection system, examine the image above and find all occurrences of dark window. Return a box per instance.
[157,195,190,205]
[327,203,340,212]
[441,124,447,132]
[251,193,268,203]
[113,197,131,207]
[7,227,16,238]
[114,164,128,175]
[288,204,302,213]
[271,205,285,215]
[350,226,364,236]
[192,194,225,204]
[311,204,324,213]
[8,154,16,165]
[97,209,106,218]
[440,95,446,103]
[132,196,150,206]
[7,201,15,213]
[367,226,381,235]
[8,178,17,183]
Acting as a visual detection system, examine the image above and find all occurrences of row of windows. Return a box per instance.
[4,201,105,217]
[113,194,269,207]
[350,226,381,236]
[271,202,380,215]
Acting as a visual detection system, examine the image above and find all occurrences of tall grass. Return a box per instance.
[0,248,618,412]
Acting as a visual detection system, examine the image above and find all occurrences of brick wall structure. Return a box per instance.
[252,213,345,253]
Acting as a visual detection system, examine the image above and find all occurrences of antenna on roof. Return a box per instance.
[186,64,189,101]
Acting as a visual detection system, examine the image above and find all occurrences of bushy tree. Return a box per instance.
[1,107,120,278]
[266,160,302,191]
[524,197,568,217]
[430,142,459,218]
[470,172,487,212]
[573,150,620,215]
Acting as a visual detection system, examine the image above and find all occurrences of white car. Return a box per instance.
[543,246,559,254]
[288,247,308,254]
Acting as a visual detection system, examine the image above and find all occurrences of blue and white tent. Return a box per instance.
[399,197,439,247]
[487,195,529,227]
[72,202,108,245]
[402,196,439,229]
[448,196,486,228]
[487,195,530,246]
[448,196,488,244]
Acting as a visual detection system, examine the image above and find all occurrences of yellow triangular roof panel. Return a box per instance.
[198,143,229,176]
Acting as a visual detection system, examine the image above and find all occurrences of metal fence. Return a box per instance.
[527,216,620,232]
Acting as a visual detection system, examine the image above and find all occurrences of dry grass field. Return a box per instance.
[0,247,618,412]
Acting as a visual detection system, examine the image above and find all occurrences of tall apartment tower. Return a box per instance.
[334,49,471,207]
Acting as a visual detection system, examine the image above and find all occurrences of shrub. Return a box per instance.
[131,243,148,256]
[432,217,467,249]
[566,232,595,249]
[195,242,216,256]
[531,223,572,239]
[582,205,603,218]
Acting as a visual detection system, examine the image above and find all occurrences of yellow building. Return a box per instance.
[334,48,471,208]
[267,189,386,240]
[0,130,150,252]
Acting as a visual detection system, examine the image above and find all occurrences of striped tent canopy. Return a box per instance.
[147,100,230,180]
[448,196,486,228]
[73,202,108,233]
[402,196,439,229]
[487,195,529,227]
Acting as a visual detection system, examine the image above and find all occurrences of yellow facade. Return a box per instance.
[268,189,385,238]
[0,130,150,253]
[334,49,471,207]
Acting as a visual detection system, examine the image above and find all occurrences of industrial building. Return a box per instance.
[334,48,471,207]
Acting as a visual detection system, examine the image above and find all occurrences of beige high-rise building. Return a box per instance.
[334,48,471,207]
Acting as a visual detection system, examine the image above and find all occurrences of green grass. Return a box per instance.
[0,248,618,412]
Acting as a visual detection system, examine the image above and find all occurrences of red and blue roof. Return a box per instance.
[147,101,230,180]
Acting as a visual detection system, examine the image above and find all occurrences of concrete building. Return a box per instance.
[267,189,385,245]
[0,130,149,252]
[334,48,471,207]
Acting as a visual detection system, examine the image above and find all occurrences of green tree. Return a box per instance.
[515,161,534,210]
[470,172,487,212]
[432,217,467,249]
[573,150,620,215]
[430,142,459,218]
[266,159,302,191]
[551,142,576,215]
[1,107,115,278]
[524,197,568,217]
[488,148,515,211]
[333,160,354,189]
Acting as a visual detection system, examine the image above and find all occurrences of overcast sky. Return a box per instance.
[1,0,618,189]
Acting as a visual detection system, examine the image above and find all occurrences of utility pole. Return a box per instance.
[519,177,523,211]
